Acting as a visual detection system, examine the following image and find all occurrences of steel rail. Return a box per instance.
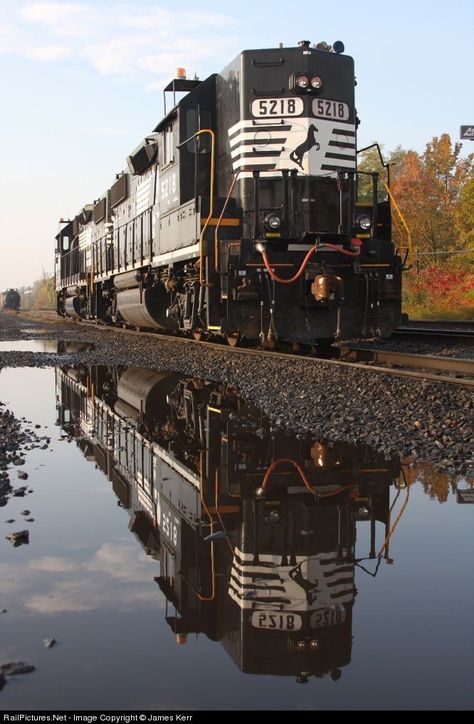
[394,327,474,345]
[32,314,474,390]
[339,346,474,376]
[8,310,473,389]
[406,320,474,328]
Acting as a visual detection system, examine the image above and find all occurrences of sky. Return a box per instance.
[0,0,472,290]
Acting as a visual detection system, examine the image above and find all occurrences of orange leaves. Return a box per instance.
[403,264,474,319]
[390,134,473,257]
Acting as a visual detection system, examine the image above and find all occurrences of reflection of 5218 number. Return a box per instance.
[161,511,178,546]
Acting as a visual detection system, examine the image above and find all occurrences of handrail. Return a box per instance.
[376,473,412,558]
[214,169,243,273]
[378,176,413,261]
[196,449,216,601]
[214,468,234,555]
[178,129,216,286]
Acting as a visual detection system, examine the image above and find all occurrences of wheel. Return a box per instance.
[193,328,206,341]
[225,332,241,347]
[263,336,276,350]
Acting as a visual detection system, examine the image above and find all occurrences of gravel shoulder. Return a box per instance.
[1,310,473,476]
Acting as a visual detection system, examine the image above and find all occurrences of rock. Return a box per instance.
[12,487,27,497]
[20,510,30,516]
[0,661,36,677]
[43,638,57,649]
[5,530,29,546]
[17,470,28,480]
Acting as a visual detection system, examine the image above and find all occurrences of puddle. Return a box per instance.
[0,365,472,710]
[0,340,94,353]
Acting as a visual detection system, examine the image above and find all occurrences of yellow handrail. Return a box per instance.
[197,449,216,601]
[190,129,216,286]
[391,211,404,248]
[379,176,413,261]
[214,169,242,273]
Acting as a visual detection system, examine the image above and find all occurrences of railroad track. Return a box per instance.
[6,311,474,389]
[339,346,474,380]
[406,319,474,329]
[394,326,474,345]
[58,316,474,390]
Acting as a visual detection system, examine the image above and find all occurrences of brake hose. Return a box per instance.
[258,239,362,285]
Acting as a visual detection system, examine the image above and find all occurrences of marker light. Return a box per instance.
[295,73,310,89]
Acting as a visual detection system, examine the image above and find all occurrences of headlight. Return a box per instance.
[264,214,281,230]
[266,508,281,523]
[357,215,371,230]
[310,75,323,90]
[295,73,310,89]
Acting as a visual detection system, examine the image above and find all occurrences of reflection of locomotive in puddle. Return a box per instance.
[56,365,402,684]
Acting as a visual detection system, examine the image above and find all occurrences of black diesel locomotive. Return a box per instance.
[2,289,21,311]
[55,40,404,345]
[56,364,403,683]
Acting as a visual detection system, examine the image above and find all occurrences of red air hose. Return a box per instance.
[257,457,356,498]
[259,238,362,284]
[259,458,314,494]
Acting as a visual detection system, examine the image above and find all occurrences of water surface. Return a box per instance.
[0,366,472,710]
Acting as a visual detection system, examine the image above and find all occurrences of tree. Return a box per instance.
[18,273,56,310]
[456,176,474,249]
[390,134,474,260]
[356,143,389,203]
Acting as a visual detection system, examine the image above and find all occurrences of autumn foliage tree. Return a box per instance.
[390,134,474,258]
[456,176,474,248]
[18,273,56,310]
[358,134,474,318]
[358,134,473,259]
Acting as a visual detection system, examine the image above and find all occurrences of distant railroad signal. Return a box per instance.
[460,125,474,140]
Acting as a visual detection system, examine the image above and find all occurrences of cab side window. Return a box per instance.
[164,124,174,166]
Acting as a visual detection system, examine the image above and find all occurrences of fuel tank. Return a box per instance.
[116,287,178,331]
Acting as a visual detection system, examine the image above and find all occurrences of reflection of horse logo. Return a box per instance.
[289,561,319,604]
[290,124,320,169]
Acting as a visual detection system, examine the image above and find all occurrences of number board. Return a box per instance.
[157,494,180,548]
[250,611,302,630]
[251,97,304,118]
[312,98,350,121]
[310,607,346,628]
